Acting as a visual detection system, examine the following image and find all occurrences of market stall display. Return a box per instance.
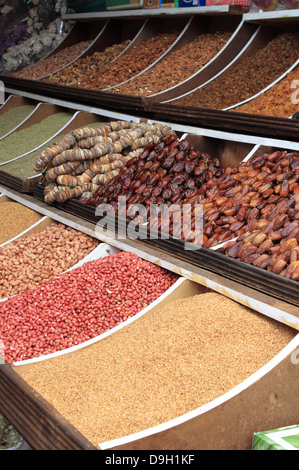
[0,6,299,452]
[0,110,75,165]
[43,39,132,86]
[0,114,109,192]
[171,29,299,110]
[84,137,299,255]
[102,30,233,97]
[11,39,93,80]
[76,30,182,91]
[232,65,299,118]
[34,120,176,204]
[14,289,297,448]
[0,104,36,138]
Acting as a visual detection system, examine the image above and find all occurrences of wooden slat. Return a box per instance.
[0,363,97,450]
[32,184,299,307]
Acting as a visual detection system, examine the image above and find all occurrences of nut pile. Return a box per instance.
[11,40,93,80]
[0,251,178,364]
[0,223,99,299]
[77,31,180,90]
[43,39,131,87]
[234,66,299,118]
[173,31,299,110]
[35,120,176,204]
[112,31,232,97]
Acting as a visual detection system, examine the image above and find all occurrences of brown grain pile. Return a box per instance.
[43,39,131,87]
[0,202,42,245]
[233,66,299,118]
[17,292,296,447]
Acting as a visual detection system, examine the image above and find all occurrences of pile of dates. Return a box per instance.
[86,140,299,280]
[86,133,223,217]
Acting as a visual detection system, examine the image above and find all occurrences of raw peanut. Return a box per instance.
[0,251,178,364]
[0,223,99,299]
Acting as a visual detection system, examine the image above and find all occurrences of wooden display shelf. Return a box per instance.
[62,5,250,21]
[0,185,297,450]
[244,8,299,25]
[145,17,256,105]
[1,8,298,450]
[2,13,299,129]
[1,184,298,327]
[0,363,97,450]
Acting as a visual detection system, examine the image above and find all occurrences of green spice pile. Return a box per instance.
[0,105,36,138]
[1,120,107,179]
[0,112,73,165]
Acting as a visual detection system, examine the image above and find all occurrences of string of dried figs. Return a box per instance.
[36,120,176,204]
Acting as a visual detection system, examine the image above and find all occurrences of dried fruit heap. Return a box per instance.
[35,120,176,204]
[87,142,299,279]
